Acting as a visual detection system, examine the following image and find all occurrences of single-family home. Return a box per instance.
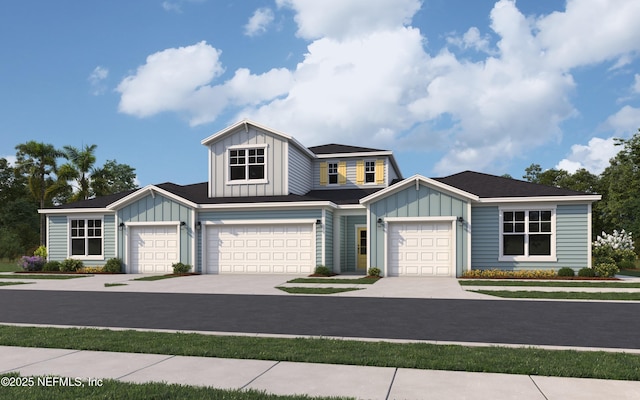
[40,120,601,276]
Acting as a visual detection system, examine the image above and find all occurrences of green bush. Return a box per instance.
[578,267,596,277]
[59,258,83,272]
[42,261,61,272]
[557,267,575,277]
[368,267,381,277]
[33,245,47,258]
[594,262,619,278]
[618,259,637,270]
[314,265,332,276]
[103,258,123,273]
[172,262,192,274]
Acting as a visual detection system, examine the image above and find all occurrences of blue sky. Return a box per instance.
[2,0,640,187]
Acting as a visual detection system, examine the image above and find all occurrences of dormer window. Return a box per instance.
[328,163,338,184]
[365,161,376,183]
[228,145,266,182]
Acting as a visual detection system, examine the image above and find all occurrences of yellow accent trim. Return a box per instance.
[375,159,384,184]
[319,162,328,186]
[356,227,367,270]
[356,160,364,185]
[338,161,347,185]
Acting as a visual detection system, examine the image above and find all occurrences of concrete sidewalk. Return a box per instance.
[2,345,640,399]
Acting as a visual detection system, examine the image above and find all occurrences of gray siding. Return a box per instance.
[47,214,116,266]
[471,204,590,270]
[208,125,288,197]
[117,194,194,267]
[368,183,469,276]
[288,145,312,195]
[312,158,387,190]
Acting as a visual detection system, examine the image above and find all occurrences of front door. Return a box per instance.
[356,227,367,271]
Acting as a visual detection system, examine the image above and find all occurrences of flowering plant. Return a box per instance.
[19,255,45,271]
[593,230,636,266]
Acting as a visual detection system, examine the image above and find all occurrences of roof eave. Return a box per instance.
[475,195,602,204]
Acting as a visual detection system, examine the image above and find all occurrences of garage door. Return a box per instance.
[206,224,314,274]
[388,221,453,276]
[130,226,179,273]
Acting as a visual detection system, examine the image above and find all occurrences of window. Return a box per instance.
[501,209,554,260]
[70,218,102,257]
[365,161,375,183]
[328,163,338,184]
[228,147,265,181]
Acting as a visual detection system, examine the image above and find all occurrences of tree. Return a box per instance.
[58,144,98,202]
[522,163,569,187]
[14,141,64,245]
[91,159,138,196]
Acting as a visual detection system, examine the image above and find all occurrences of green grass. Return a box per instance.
[104,283,127,287]
[1,325,639,381]
[473,290,640,301]
[459,280,640,288]
[287,277,380,284]
[0,282,32,286]
[277,287,363,294]
[0,372,350,400]
[0,274,86,280]
[0,260,21,272]
[619,269,640,277]
[132,274,186,281]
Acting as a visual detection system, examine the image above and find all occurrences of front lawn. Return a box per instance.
[0,282,32,286]
[0,260,21,273]
[473,290,640,301]
[287,277,380,284]
[0,274,86,280]
[619,269,640,277]
[1,325,639,381]
[459,280,640,288]
[132,274,194,281]
[277,287,363,294]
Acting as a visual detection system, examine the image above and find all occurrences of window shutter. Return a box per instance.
[338,161,347,185]
[319,162,328,186]
[375,159,384,184]
[356,160,364,185]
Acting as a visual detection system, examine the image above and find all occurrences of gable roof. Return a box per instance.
[360,174,480,204]
[308,144,386,154]
[434,171,597,199]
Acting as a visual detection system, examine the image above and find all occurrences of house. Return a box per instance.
[40,120,601,277]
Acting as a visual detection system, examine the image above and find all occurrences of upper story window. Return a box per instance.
[365,161,376,183]
[500,208,556,261]
[328,163,338,184]
[228,146,266,182]
[70,218,103,258]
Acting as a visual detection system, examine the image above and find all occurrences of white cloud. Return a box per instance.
[244,7,274,37]
[446,27,493,54]
[88,66,109,96]
[2,155,16,166]
[162,1,182,13]
[555,137,618,174]
[602,105,640,135]
[276,0,421,40]
[634,74,640,93]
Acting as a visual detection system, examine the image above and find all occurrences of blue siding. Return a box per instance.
[324,209,333,269]
[471,204,590,270]
[337,215,366,272]
[47,214,116,266]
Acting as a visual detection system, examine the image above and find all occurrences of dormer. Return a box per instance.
[308,144,402,190]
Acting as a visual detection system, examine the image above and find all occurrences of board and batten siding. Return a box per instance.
[117,194,194,267]
[47,214,116,266]
[288,145,312,195]
[196,209,323,273]
[311,158,387,190]
[470,204,590,270]
[368,183,469,276]
[208,125,288,197]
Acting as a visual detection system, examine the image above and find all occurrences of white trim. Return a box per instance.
[498,207,557,262]
[108,185,199,210]
[67,216,105,261]
[39,208,113,214]
[226,144,268,185]
[587,203,593,269]
[198,201,336,210]
[190,209,196,270]
[333,213,340,273]
[366,208,371,272]
[203,219,317,226]
[315,151,393,158]
[321,209,326,266]
[125,221,182,227]
[360,175,479,204]
[126,223,181,274]
[477,195,601,203]
[283,141,289,196]
[383,216,457,222]
[466,202,472,274]
[228,143,269,150]
[45,215,50,262]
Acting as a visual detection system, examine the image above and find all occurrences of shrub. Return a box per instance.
[78,266,104,273]
[103,258,123,273]
[314,265,332,276]
[618,259,637,270]
[59,258,83,272]
[42,261,61,272]
[33,245,47,258]
[578,267,596,277]
[593,230,637,268]
[368,267,381,277]
[462,269,556,279]
[19,255,45,271]
[172,262,192,274]
[594,262,619,278]
[557,267,575,277]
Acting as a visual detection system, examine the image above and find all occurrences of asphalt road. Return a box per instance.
[1,290,638,349]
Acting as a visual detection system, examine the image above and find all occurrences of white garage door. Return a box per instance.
[206,224,314,274]
[388,221,453,276]
[130,225,179,273]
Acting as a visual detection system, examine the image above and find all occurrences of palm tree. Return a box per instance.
[14,141,64,245]
[58,144,98,202]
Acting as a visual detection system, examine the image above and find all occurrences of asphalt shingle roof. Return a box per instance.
[308,144,386,154]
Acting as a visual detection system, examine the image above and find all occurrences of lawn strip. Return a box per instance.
[104,283,127,287]
[0,372,349,400]
[277,287,363,294]
[287,277,379,284]
[0,325,639,381]
[0,282,32,286]
[0,260,21,273]
[132,274,188,281]
[473,290,640,301]
[619,269,640,277]
[0,274,87,280]
[459,280,640,288]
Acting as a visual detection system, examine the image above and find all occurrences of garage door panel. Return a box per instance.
[206,224,313,274]
[130,226,179,274]
[388,221,453,277]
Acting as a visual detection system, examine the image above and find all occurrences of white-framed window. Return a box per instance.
[328,162,338,184]
[228,145,267,183]
[69,217,103,258]
[365,160,375,183]
[499,207,556,261]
